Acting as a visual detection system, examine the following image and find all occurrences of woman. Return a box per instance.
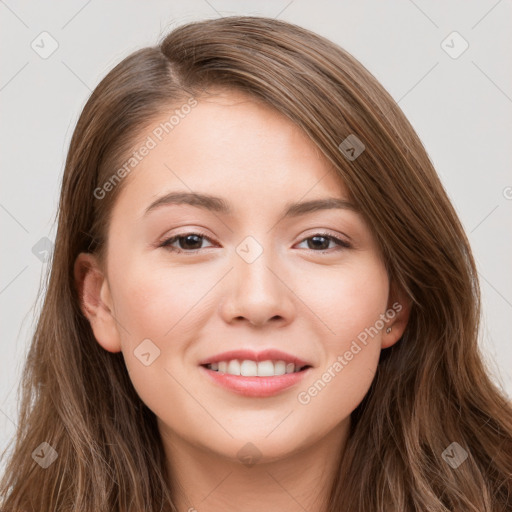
[1,15,511,512]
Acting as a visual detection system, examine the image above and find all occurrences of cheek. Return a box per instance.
[293,257,388,412]
[110,263,197,418]
[108,253,213,340]
[295,256,389,346]
[107,255,217,408]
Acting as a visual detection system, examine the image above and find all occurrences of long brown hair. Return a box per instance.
[1,15,511,512]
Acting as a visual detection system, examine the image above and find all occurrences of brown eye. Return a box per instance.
[160,232,215,253]
[307,235,331,251]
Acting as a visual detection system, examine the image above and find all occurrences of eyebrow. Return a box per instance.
[143,191,359,218]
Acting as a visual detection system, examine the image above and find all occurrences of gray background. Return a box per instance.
[1,0,511,473]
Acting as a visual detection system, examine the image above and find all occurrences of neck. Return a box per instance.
[159,418,350,512]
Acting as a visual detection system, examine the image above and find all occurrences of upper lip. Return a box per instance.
[198,349,312,368]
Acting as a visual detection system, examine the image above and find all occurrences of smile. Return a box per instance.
[203,359,311,376]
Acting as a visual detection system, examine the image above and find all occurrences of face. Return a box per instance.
[76,89,408,464]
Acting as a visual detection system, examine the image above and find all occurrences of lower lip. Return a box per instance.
[199,365,312,398]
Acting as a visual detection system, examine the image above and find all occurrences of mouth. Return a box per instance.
[198,348,313,377]
[198,349,314,397]
[200,360,312,376]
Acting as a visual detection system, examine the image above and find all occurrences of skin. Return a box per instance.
[75,89,410,512]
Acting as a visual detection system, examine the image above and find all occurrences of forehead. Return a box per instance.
[111,89,350,219]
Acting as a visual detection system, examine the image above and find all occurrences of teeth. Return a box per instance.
[274,361,286,375]
[207,359,304,376]
[227,359,241,376]
[257,360,274,377]
[241,360,258,376]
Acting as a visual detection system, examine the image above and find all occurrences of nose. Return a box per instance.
[219,246,295,328]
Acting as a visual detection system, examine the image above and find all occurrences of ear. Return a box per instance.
[381,281,411,349]
[74,252,122,353]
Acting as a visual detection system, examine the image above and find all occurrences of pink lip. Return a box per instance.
[198,348,312,368]
[199,365,312,398]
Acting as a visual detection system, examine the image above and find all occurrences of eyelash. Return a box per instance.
[158,230,351,255]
